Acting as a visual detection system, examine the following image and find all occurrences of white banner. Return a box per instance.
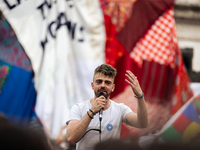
[0,0,105,138]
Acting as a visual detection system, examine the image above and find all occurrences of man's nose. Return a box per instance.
[101,82,105,87]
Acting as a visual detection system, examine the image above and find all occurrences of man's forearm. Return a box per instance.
[137,97,148,128]
[67,111,94,145]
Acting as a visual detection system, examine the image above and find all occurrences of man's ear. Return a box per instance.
[91,82,94,90]
[112,84,115,92]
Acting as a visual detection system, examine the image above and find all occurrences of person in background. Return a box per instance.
[94,139,142,150]
[0,113,51,150]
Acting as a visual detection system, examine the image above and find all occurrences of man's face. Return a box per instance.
[92,73,115,99]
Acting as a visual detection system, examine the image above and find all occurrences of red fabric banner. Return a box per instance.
[100,0,193,139]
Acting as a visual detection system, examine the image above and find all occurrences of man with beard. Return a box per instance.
[66,63,148,150]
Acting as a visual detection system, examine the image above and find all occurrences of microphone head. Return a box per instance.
[98,92,104,97]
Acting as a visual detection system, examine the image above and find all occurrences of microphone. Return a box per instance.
[98,92,104,121]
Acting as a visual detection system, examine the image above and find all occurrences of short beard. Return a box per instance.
[95,91,110,100]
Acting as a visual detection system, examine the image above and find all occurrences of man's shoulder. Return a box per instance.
[73,99,90,108]
[110,100,126,107]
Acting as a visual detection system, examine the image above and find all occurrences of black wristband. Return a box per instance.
[87,111,93,119]
[89,109,96,115]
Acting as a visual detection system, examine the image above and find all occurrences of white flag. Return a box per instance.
[0,0,105,139]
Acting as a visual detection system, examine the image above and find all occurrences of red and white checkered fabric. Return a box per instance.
[130,7,178,68]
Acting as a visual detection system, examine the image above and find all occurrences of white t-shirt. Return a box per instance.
[67,99,133,150]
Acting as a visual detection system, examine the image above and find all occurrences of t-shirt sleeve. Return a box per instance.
[66,103,82,125]
[121,103,133,122]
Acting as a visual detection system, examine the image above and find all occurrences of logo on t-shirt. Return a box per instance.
[106,124,113,131]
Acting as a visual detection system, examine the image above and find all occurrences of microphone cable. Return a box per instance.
[76,113,103,143]
[77,128,101,143]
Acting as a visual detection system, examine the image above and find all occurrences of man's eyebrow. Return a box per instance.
[96,79,102,82]
[96,79,102,81]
